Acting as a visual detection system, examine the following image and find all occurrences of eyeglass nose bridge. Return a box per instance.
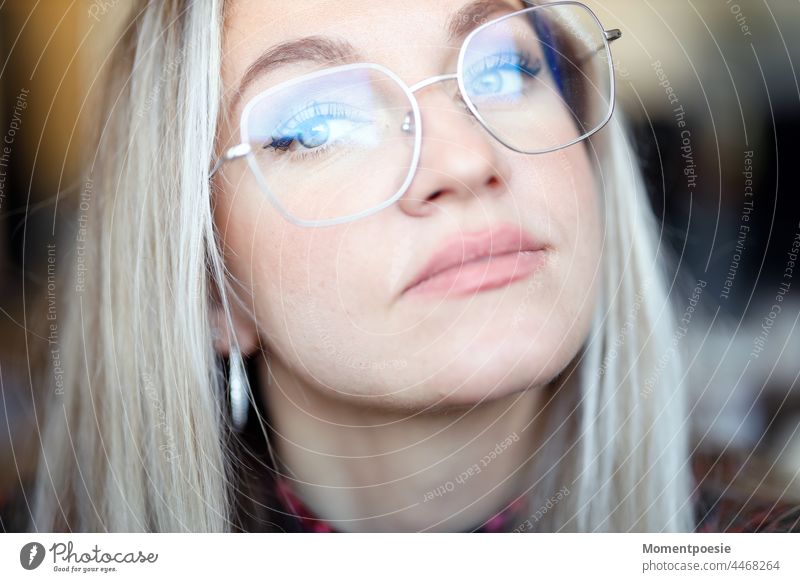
[401,72,461,135]
[408,72,459,94]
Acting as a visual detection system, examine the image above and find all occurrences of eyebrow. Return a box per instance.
[230,0,522,111]
[447,0,523,41]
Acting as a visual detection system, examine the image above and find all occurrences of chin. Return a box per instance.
[447,318,585,398]
[403,345,574,410]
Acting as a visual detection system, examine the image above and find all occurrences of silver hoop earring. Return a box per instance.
[229,345,249,432]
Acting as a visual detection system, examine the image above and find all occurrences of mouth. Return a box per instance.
[402,223,548,298]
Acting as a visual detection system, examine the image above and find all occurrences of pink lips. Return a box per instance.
[402,223,547,298]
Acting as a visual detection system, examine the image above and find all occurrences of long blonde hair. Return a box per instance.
[33,0,694,532]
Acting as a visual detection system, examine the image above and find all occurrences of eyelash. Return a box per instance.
[263,101,371,160]
[252,50,541,161]
[468,50,542,79]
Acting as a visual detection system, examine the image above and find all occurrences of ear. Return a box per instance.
[210,296,259,357]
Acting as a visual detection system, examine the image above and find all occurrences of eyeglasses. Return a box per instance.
[210,1,621,228]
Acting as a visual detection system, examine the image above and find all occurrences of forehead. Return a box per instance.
[221,0,524,89]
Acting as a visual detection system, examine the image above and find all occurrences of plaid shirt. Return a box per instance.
[692,452,800,533]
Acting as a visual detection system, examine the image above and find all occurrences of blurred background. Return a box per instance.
[1,0,799,530]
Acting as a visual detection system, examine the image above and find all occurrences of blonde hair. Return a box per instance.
[32,0,694,532]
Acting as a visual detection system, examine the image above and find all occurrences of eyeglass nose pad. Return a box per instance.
[401,111,415,134]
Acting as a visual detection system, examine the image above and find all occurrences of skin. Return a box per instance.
[213,0,604,531]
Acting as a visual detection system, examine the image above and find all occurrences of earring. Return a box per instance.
[229,345,249,432]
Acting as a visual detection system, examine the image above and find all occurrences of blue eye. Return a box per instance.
[265,101,372,156]
[468,52,542,100]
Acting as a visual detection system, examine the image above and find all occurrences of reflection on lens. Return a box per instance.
[461,4,613,153]
[243,65,417,224]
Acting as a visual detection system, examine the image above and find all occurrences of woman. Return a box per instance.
[32,0,696,532]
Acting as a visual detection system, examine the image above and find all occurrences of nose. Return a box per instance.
[395,81,511,218]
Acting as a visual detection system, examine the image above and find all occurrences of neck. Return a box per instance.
[257,357,560,532]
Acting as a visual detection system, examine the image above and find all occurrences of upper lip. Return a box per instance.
[402,223,546,294]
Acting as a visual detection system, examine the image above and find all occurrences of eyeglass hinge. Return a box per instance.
[605,29,622,42]
[223,142,252,161]
[209,142,252,178]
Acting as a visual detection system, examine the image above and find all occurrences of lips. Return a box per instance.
[402,223,547,297]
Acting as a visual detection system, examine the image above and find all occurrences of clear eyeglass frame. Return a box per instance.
[209,0,623,228]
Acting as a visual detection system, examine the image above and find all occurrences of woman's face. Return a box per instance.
[215,0,603,408]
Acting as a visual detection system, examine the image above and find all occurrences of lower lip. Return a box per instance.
[404,250,547,298]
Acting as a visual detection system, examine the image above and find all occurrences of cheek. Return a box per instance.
[508,143,602,355]
[529,141,602,272]
[547,146,603,346]
[561,146,603,286]
[214,180,390,364]
[215,167,346,298]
